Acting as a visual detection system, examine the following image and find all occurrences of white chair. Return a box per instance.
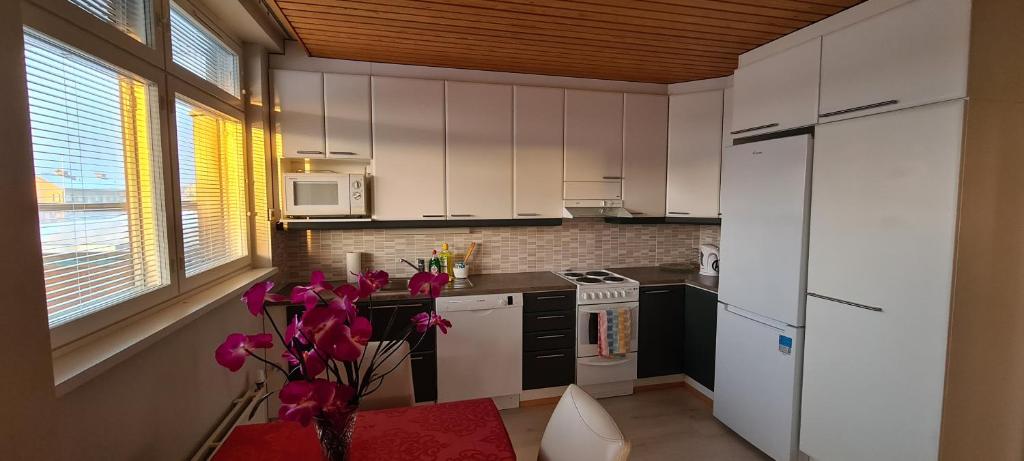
[358,341,414,410]
[538,384,631,461]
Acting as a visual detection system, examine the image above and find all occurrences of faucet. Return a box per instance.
[400,258,423,272]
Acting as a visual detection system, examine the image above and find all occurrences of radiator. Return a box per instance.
[191,370,268,461]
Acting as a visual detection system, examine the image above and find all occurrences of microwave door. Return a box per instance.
[286,178,349,216]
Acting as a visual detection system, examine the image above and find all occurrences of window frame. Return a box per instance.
[164,0,244,110]
[22,0,258,349]
[166,76,252,294]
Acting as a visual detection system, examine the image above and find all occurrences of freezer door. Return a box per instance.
[718,135,811,326]
[714,303,802,461]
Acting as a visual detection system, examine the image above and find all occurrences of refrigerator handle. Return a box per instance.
[807,292,884,312]
[722,305,786,332]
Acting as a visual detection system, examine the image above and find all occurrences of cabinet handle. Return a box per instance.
[421,214,445,218]
[536,334,566,339]
[369,303,424,310]
[517,213,540,217]
[808,292,884,312]
[534,315,566,320]
[534,354,566,359]
[328,151,358,156]
[410,356,424,361]
[296,150,324,155]
[449,214,475,218]
[536,295,566,300]
[730,123,778,135]
[819,100,899,118]
[644,289,671,294]
[602,176,623,180]
[668,211,690,215]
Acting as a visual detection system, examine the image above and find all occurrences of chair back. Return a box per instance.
[358,341,414,410]
[538,384,630,461]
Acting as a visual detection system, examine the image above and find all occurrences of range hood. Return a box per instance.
[562,181,632,218]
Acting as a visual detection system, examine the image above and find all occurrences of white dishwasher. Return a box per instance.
[436,293,523,409]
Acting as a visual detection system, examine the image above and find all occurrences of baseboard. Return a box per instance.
[636,373,714,406]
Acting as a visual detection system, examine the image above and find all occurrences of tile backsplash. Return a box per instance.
[281,219,720,281]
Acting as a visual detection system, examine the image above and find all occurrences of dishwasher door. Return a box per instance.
[436,293,523,407]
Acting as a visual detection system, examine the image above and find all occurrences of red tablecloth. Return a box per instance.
[213,399,516,461]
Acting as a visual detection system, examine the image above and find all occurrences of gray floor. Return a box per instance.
[501,386,770,460]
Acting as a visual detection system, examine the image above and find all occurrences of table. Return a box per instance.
[213,398,517,461]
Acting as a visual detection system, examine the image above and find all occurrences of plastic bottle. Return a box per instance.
[428,249,442,274]
[439,243,454,279]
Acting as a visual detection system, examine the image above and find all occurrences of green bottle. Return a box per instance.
[428,249,442,274]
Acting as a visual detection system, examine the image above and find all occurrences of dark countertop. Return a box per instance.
[273,266,716,306]
[611,266,719,294]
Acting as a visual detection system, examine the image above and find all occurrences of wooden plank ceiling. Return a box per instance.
[267,0,864,84]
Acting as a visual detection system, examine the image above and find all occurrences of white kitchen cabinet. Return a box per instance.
[371,77,446,220]
[818,0,970,122]
[666,90,723,219]
[801,101,965,460]
[272,69,325,158]
[324,73,371,160]
[731,38,820,138]
[564,90,623,183]
[513,86,564,219]
[622,93,668,217]
[445,81,513,220]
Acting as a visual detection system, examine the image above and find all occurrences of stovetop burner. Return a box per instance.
[563,272,584,278]
[576,277,602,284]
[586,270,611,277]
[603,276,625,282]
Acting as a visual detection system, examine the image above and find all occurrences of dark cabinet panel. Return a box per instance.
[524,311,575,333]
[638,286,686,378]
[683,285,718,390]
[410,351,437,403]
[362,300,436,353]
[524,330,574,352]
[523,290,576,313]
[523,348,575,390]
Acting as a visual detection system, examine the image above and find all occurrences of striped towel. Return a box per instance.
[598,308,631,358]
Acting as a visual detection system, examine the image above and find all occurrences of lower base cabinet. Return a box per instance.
[638,285,686,378]
[409,351,437,402]
[522,291,576,390]
[683,285,718,390]
[523,348,575,390]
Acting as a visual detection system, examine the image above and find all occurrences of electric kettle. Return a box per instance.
[699,244,720,277]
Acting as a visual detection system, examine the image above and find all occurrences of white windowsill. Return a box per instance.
[51,267,278,397]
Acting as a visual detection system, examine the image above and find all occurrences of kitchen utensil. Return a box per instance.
[463,242,478,264]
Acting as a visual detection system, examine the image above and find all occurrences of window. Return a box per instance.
[169,2,240,97]
[68,0,151,44]
[175,96,248,277]
[23,30,168,326]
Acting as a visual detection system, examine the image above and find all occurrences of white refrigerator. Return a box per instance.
[714,134,812,461]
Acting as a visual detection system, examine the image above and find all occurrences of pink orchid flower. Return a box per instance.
[411,312,453,334]
[321,383,357,424]
[290,271,334,310]
[278,379,336,426]
[408,272,450,298]
[282,348,326,378]
[326,294,357,321]
[298,306,350,358]
[329,316,373,361]
[333,283,361,303]
[242,280,287,316]
[357,270,390,298]
[215,333,274,372]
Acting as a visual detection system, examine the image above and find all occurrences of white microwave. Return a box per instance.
[283,172,367,217]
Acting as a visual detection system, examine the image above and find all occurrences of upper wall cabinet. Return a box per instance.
[667,90,724,219]
[445,81,514,220]
[622,93,668,217]
[564,90,623,183]
[514,86,564,219]
[818,0,970,122]
[324,73,372,160]
[371,77,446,220]
[731,38,820,138]
[272,69,325,158]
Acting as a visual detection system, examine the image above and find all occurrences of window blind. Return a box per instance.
[68,0,150,44]
[169,2,240,97]
[23,29,169,326]
[175,96,248,277]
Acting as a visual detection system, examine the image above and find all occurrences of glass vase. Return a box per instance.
[315,407,358,461]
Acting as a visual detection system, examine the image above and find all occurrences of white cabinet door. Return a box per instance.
[818,0,970,122]
[622,93,668,217]
[445,82,513,220]
[324,73,371,160]
[731,37,820,138]
[564,90,623,182]
[666,90,723,218]
[371,77,446,220]
[272,69,325,158]
[514,86,564,219]
[801,101,964,460]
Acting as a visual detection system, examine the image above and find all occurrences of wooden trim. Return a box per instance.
[519,396,562,408]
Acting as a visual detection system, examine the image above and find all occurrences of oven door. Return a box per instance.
[576,302,639,357]
[284,174,350,216]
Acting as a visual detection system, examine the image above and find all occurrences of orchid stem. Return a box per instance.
[245,350,290,378]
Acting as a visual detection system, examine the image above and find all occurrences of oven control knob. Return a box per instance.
[352,180,362,189]
[352,191,362,200]
[617,290,626,298]
[600,292,608,299]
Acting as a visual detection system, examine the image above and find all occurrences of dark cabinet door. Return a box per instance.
[683,285,718,390]
[638,286,686,378]
[410,351,437,402]
[523,348,575,390]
